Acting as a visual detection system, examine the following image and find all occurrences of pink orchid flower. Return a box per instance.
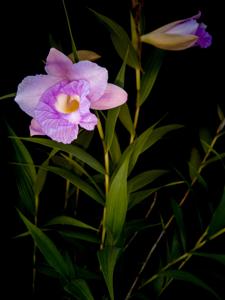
[15,48,128,144]
[141,12,212,50]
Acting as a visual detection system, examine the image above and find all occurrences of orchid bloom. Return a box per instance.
[141,12,212,50]
[15,48,127,144]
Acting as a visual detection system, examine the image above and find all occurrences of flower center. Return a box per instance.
[55,94,80,114]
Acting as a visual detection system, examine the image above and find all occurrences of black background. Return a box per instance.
[1,0,224,299]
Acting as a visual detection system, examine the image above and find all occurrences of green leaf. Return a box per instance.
[128,187,159,209]
[45,215,98,231]
[193,252,225,266]
[8,127,36,215]
[105,107,121,151]
[119,103,135,136]
[64,279,94,300]
[128,169,168,193]
[208,187,225,237]
[17,210,71,279]
[140,49,164,106]
[45,165,104,205]
[171,199,186,252]
[109,134,121,165]
[98,247,120,300]
[59,230,99,244]
[34,149,57,197]
[90,9,140,69]
[160,270,221,300]
[14,137,105,174]
[106,151,131,244]
[0,92,16,100]
[114,47,129,88]
[62,0,79,62]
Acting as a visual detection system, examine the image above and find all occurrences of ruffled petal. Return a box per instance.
[45,48,73,78]
[29,119,45,136]
[15,75,60,117]
[35,101,78,144]
[90,83,128,110]
[79,113,98,131]
[69,61,108,101]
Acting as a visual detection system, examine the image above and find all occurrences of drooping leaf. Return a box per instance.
[45,165,104,205]
[208,187,225,237]
[159,270,221,300]
[128,169,168,193]
[17,210,71,279]
[45,215,98,231]
[193,252,225,266]
[14,137,105,174]
[128,187,159,209]
[64,279,94,300]
[140,49,164,106]
[97,247,121,300]
[90,9,140,69]
[59,230,99,244]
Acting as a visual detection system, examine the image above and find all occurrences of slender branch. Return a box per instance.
[125,121,224,298]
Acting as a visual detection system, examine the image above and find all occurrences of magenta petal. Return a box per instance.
[69,61,108,101]
[15,75,60,117]
[35,102,78,144]
[45,48,73,78]
[30,119,45,136]
[90,84,128,110]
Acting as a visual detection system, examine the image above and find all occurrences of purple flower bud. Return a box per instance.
[141,11,212,50]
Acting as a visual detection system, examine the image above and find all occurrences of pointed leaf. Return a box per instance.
[140,49,164,105]
[109,134,121,165]
[171,199,186,251]
[129,188,159,209]
[90,9,140,69]
[119,103,135,135]
[193,252,225,266]
[105,107,120,151]
[106,151,131,244]
[8,127,36,215]
[128,169,168,193]
[17,210,71,279]
[208,187,225,237]
[45,166,104,205]
[98,247,120,300]
[14,137,105,174]
[64,279,94,300]
[45,215,98,231]
[59,230,99,244]
[161,270,221,300]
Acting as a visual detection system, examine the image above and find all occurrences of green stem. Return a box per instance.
[32,194,39,294]
[125,121,224,299]
[97,118,110,249]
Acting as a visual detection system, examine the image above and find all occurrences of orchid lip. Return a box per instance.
[55,94,80,114]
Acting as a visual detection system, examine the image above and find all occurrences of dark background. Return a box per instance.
[1,0,224,299]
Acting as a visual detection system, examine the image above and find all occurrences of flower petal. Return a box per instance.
[35,101,79,144]
[79,113,98,131]
[29,119,45,136]
[45,48,73,78]
[69,61,108,101]
[15,75,60,117]
[166,20,199,35]
[90,83,128,110]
